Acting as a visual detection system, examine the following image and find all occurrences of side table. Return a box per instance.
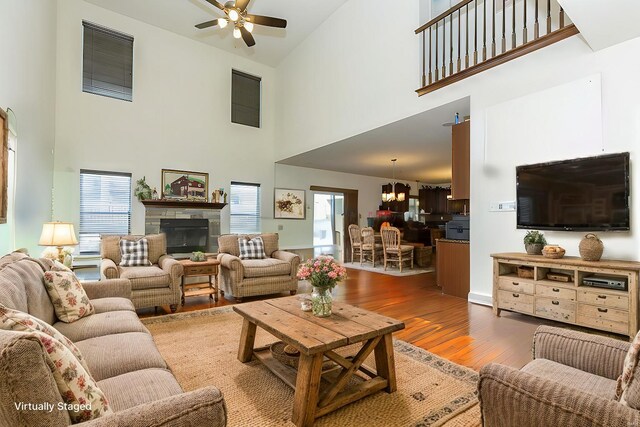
[178,258,221,304]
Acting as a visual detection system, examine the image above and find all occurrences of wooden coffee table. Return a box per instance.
[233,296,405,427]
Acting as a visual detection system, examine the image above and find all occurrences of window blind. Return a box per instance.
[79,170,132,254]
[231,70,261,128]
[82,21,133,102]
[230,182,261,234]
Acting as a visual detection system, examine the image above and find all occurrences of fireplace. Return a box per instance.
[160,219,209,254]
[143,200,224,255]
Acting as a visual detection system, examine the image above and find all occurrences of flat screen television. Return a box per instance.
[516,152,630,231]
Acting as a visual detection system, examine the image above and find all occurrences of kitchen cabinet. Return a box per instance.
[451,121,470,200]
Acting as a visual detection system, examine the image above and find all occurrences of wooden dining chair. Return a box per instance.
[381,226,414,272]
[360,227,383,267]
[348,224,362,263]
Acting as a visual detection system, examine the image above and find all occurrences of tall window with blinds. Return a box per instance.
[82,21,134,102]
[231,70,261,128]
[79,170,132,254]
[230,182,261,234]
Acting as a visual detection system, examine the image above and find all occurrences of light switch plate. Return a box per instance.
[490,201,516,212]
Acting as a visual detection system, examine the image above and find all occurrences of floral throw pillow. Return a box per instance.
[0,304,90,373]
[238,236,267,260]
[43,270,94,323]
[30,329,112,422]
[616,329,640,405]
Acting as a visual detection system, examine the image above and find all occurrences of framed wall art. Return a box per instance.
[161,169,209,202]
[274,188,305,220]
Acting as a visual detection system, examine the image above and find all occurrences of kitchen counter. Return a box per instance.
[436,238,469,244]
[436,239,470,299]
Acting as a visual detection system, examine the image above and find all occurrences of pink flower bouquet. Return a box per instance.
[296,256,347,290]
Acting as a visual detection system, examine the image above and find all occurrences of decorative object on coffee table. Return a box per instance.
[161,169,208,202]
[523,230,546,255]
[233,296,405,427]
[270,341,300,368]
[296,256,347,317]
[579,233,604,261]
[274,188,305,219]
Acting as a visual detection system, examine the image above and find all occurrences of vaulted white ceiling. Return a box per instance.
[84,0,346,67]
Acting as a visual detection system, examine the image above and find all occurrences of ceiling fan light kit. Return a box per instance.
[195,0,287,47]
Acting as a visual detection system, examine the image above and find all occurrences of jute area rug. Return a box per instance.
[343,262,435,277]
[143,307,480,427]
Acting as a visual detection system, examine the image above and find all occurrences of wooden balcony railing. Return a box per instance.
[416,0,579,96]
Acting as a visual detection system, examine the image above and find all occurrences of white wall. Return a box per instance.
[269,164,418,248]
[469,38,640,301]
[53,0,277,237]
[0,0,57,255]
[276,0,640,302]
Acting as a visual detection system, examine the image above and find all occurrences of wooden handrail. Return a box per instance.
[415,0,475,34]
[416,0,580,95]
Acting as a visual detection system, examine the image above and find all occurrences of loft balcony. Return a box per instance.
[416,0,579,96]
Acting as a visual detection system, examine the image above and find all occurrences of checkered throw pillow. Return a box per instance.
[238,236,267,260]
[119,238,152,267]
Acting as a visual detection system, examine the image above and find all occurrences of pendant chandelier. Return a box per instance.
[382,159,406,203]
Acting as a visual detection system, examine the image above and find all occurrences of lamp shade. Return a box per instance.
[38,222,78,247]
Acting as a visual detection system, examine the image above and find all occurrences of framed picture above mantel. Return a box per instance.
[161,169,208,202]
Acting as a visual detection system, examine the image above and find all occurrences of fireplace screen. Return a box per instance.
[160,219,209,254]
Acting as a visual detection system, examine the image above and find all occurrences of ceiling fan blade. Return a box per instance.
[195,19,220,29]
[235,0,251,11]
[205,0,225,11]
[239,26,256,47]
[246,14,287,28]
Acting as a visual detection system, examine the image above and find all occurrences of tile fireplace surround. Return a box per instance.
[143,200,225,254]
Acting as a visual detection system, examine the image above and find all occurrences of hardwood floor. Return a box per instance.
[138,268,609,371]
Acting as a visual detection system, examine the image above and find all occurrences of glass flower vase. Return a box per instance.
[311,286,332,317]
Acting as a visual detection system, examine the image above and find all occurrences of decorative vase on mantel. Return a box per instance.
[311,286,333,317]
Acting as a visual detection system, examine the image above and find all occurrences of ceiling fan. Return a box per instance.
[195,0,287,47]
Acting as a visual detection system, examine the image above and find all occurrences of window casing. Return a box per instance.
[230,182,261,234]
[82,21,134,102]
[231,70,261,128]
[79,170,132,254]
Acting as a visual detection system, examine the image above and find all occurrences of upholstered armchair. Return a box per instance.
[100,234,183,312]
[217,233,300,302]
[479,325,640,426]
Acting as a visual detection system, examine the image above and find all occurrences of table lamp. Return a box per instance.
[38,222,78,263]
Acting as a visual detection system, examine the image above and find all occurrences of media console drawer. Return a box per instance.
[536,284,576,301]
[498,277,534,294]
[577,290,628,310]
[535,297,576,323]
[497,290,534,314]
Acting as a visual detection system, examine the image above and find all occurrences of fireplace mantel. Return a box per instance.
[141,200,227,210]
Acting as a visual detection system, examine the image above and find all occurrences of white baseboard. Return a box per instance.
[468,292,493,307]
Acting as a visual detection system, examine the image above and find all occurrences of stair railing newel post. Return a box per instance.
[523,0,528,43]
[559,6,565,28]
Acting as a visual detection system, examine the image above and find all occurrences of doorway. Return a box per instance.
[310,186,358,263]
[313,193,344,261]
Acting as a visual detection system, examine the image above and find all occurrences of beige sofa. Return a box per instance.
[100,234,183,312]
[479,325,640,426]
[217,233,300,302]
[0,252,226,426]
